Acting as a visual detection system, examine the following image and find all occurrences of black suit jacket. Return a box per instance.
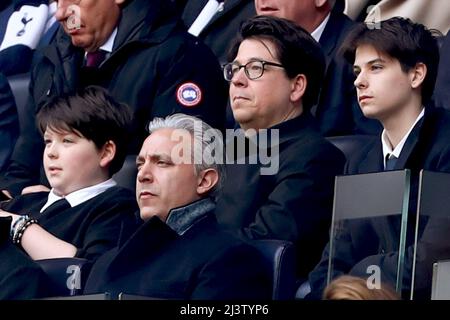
[215,113,346,278]
[84,203,271,300]
[182,0,256,65]
[309,107,450,299]
[314,2,382,136]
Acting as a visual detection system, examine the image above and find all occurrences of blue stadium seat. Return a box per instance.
[251,239,297,300]
[112,154,137,192]
[36,257,91,297]
[326,135,377,162]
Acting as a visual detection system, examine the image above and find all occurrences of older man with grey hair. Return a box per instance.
[83,113,271,300]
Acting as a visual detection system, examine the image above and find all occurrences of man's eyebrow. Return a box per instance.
[136,155,144,164]
[366,58,386,65]
[354,58,386,68]
[136,153,172,163]
[233,57,265,63]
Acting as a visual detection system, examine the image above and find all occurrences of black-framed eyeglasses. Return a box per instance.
[222,60,284,81]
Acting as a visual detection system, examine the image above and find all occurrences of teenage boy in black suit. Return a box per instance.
[309,17,450,299]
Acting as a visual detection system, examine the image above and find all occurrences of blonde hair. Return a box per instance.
[323,275,400,300]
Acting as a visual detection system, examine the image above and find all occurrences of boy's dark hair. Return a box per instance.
[340,17,441,105]
[36,86,133,176]
[228,15,326,112]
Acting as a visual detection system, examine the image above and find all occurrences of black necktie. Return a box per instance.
[85,50,107,68]
[385,154,398,171]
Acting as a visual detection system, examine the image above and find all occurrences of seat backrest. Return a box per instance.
[7,72,31,130]
[326,135,377,162]
[112,154,138,192]
[36,257,92,297]
[251,239,297,300]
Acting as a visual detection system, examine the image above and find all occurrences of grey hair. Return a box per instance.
[147,113,225,200]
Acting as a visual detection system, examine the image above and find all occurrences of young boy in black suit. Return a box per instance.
[0,86,139,299]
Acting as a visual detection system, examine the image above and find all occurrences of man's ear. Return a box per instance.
[99,140,117,168]
[196,168,219,197]
[410,62,427,89]
[290,74,307,103]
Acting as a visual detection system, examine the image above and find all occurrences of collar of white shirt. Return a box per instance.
[99,27,117,53]
[40,179,117,213]
[311,13,331,42]
[381,108,425,167]
[83,27,117,61]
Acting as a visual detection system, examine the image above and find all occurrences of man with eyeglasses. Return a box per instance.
[215,15,345,282]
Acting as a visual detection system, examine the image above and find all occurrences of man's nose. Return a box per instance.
[354,71,367,89]
[231,67,247,87]
[137,162,153,183]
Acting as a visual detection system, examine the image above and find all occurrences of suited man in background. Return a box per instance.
[256,0,381,136]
